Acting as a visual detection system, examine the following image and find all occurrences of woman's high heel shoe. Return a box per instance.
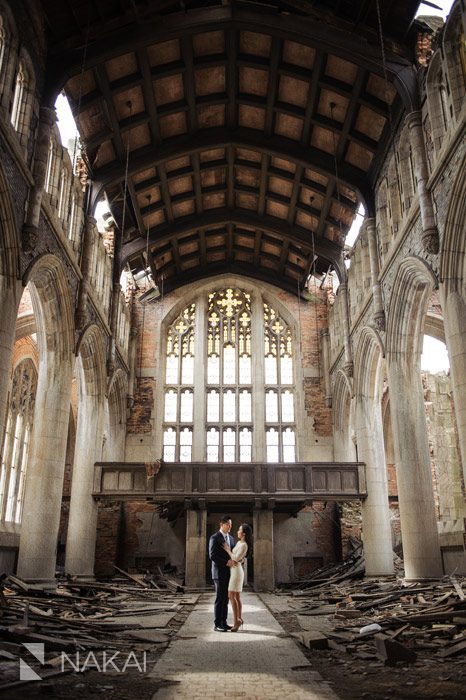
[230,621,241,632]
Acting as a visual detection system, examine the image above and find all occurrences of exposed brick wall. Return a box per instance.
[94,502,124,577]
[127,377,155,434]
[304,377,332,436]
[120,501,155,570]
[11,336,38,369]
[386,463,398,498]
[309,502,340,564]
[338,501,362,558]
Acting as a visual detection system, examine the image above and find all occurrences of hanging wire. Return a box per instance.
[138,194,152,376]
[329,101,346,248]
[310,229,321,375]
[120,100,133,240]
[65,4,91,249]
[375,0,403,206]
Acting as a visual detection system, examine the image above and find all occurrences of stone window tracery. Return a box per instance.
[264,302,296,462]
[162,303,195,462]
[161,288,296,463]
[0,359,37,524]
[206,288,252,462]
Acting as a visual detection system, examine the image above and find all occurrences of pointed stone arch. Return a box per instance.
[440,148,466,295]
[332,369,354,462]
[385,255,442,579]
[104,368,128,461]
[386,256,438,361]
[17,253,75,579]
[66,323,107,575]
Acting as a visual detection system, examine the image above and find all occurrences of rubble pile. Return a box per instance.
[278,570,466,666]
[0,572,197,690]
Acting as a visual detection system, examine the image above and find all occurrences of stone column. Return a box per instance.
[107,283,121,375]
[75,216,96,330]
[366,218,386,331]
[65,393,104,575]
[406,111,439,255]
[339,278,353,377]
[22,106,56,251]
[253,509,274,590]
[386,357,443,578]
[252,295,266,460]
[356,397,394,575]
[442,290,466,485]
[192,295,207,460]
[320,329,332,407]
[185,507,207,588]
[17,357,73,580]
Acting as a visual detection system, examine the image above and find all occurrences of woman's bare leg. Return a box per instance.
[237,593,243,623]
[229,591,239,623]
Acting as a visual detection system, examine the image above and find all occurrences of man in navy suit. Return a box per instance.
[208,515,237,631]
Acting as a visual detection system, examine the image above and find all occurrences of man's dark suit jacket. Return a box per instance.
[209,531,235,580]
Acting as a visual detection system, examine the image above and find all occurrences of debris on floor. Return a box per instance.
[0,572,198,690]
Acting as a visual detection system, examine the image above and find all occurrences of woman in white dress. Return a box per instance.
[222,523,252,632]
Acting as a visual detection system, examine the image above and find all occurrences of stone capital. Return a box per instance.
[373,309,386,332]
[405,110,422,130]
[38,105,57,128]
[22,224,38,252]
[344,360,354,378]
[422,226,440,255]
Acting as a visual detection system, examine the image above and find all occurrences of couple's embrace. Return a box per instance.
[208,515,253,632]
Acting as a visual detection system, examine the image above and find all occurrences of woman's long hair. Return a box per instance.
[240,523,253,557]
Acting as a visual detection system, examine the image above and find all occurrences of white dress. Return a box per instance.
[228,541,248,592]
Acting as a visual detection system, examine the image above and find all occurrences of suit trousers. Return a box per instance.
[213,576,229,627]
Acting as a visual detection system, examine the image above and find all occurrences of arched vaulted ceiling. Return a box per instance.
[40,0,422,295]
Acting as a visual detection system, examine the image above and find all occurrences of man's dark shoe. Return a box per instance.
[223,624,233,630]
[214,625,228,632]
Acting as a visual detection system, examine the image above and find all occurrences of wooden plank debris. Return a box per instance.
[0,571,198,690]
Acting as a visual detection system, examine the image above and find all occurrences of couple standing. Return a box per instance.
[208,515,253,632]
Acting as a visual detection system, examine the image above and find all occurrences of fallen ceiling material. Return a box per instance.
[0,573,198,690]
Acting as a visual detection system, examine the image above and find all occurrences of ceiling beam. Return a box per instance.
[45,6,416,111]
[93,126,371,207]
[121,207,341,268]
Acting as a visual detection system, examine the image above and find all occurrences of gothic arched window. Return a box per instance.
[161,287,297,463]
[0,359,37,523]
[10,59,26,132]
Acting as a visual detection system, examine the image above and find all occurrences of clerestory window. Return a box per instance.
[0,359,37,523]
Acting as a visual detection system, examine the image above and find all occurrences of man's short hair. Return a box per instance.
[219,515,231,524]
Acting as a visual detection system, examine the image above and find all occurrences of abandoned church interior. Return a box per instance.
[0,0,465,696]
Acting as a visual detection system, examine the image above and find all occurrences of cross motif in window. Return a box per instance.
[175,319,188,334]
[217,288,243,317]
[271,319,284,335]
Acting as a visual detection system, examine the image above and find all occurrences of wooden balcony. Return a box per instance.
[93,461,366,510]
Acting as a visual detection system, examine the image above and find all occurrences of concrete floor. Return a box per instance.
[149,591,339,699]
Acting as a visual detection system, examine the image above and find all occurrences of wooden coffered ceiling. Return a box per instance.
[41,0,422,294]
